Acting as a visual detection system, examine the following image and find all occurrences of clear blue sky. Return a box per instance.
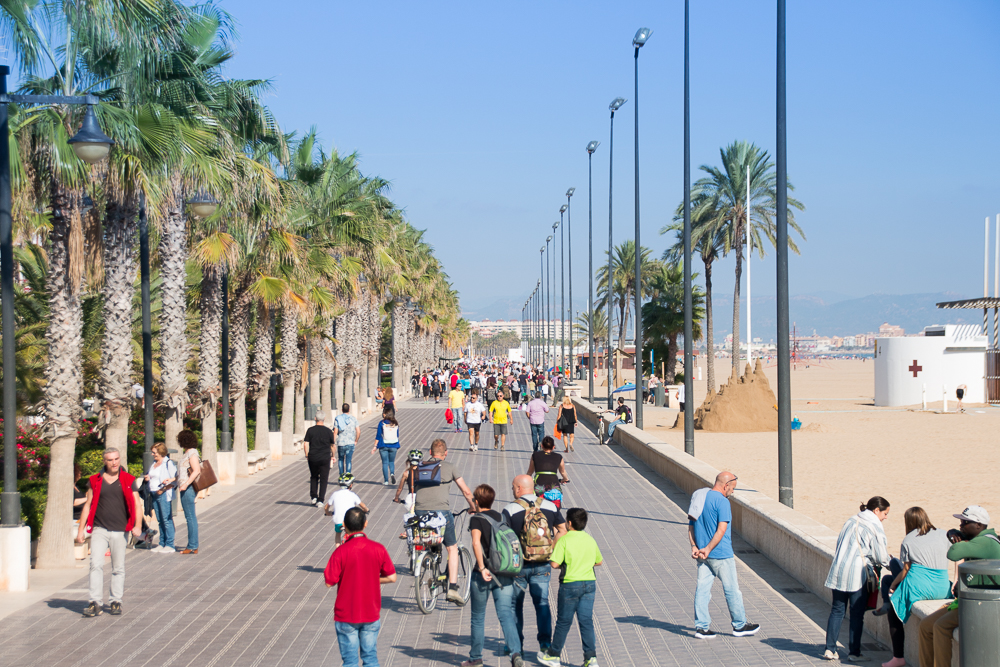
[224,1,998,315]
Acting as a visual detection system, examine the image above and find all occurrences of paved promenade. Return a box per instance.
[3,399,856,667]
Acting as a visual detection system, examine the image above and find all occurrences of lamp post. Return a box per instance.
[558,208,566,375]
[633,26,652,430]
[586,142,599,401]
[139,196,154,471]
[776,0,793,507]
[541,245,547,367]
[1,70,113,528]
[566,189,575,379]
[682,0,695,456]
[550,226,557,369]
[607,97,625,409]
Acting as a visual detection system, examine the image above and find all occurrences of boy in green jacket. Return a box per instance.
[918,505,1000,667]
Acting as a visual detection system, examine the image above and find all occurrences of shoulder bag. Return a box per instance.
[189,454,218,493]
[854,519,881,609]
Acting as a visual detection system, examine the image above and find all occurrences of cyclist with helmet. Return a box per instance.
[394,449,426,539]
[325,473,368,547]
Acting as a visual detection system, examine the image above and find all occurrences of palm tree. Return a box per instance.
[572,309,608,358]
[689,140,805,377]
[642,262,705,383]
[596,240,657,384]
[661,213,725,393]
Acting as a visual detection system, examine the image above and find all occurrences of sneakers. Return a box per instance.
[821,649,839,661]
[847,656,869,663]
[83,601,102,617]
[382,481,392,486]
[310,498,318,506]
[460,660,483,667]
[109,601,122,616]
[871,604,889,617]
[390,474,396,485]
[582,659,599,667]
[537,650,561,667]
[511,653,525,667]
[733,622,760,637]
[153,546,176,553]
[446,588,466,605]
[695,628,717,639]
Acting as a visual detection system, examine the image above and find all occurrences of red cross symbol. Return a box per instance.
[908,360,922,377]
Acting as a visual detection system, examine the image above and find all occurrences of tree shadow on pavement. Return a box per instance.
[45,598,87,613]
[390,645,460,662]
[274,500,313,507]
[614,615,691,637]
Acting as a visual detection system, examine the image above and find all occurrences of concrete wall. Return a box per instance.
[571,397,949,662]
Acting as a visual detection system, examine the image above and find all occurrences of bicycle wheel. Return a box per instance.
[415,552,437,614]
[597,418,605,445]
[456,545,473,603]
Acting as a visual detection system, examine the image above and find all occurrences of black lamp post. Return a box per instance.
[607,97,626,409]
[558,208,566,374]
[566,189,575,380]
[549,227,557,369]
[139,196,154,471]
[683,0,695,456]
[586,141,599,401]
[633,26,652,430]
[1,69,113,526]
[776,0,793,507]
[540,246,547,368]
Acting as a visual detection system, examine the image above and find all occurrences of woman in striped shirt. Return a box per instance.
[823,496,891,662]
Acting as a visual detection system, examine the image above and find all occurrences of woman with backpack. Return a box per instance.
[465,484,524,667]
[527,436,569,509]
[484,377,500,411]
[371,408,401,486]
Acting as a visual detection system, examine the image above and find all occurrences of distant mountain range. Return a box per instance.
[461,291,976,342]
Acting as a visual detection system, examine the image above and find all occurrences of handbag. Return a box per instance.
[189,458,218,493]
[853,519,882,609]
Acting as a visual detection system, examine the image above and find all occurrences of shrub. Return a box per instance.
[76,449,106,477]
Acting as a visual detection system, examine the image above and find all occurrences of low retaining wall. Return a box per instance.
[571,397,954,664]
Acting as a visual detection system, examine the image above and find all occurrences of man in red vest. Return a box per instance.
[75,448,141,617]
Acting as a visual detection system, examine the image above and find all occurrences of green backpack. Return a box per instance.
[477,513,523,577]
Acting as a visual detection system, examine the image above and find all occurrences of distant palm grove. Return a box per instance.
[0,1,465,569]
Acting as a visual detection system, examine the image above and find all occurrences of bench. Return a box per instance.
[246,450,269,475]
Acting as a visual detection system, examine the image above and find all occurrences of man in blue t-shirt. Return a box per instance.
[688,471,760,639]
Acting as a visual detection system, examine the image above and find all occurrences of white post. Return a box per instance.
[942,385,948,413]
[922,383,927,411]
[746,165,752,366]
[995,214,999,297]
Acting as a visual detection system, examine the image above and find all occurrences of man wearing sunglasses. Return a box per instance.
[919,505,1000,667]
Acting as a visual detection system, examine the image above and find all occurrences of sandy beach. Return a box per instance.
[633,358,1000,554]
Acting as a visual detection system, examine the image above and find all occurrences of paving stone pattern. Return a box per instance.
[3,401,833,667]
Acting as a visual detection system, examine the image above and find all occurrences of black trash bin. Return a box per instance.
[958,559,1000,666]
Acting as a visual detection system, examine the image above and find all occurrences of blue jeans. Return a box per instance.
[469,570,522,661]
[338,445,355,475]
[152,493,175,549]
[550,580,597,660]
[453,408,463,431]
[378,448,397,482]
[607,418,622,438]
[530,423,545,452]
[336,619,380,667]
[180,485,198,550]
[694,557,747,631]
[825,587,867,655]
[880,557,903,605]
[514,562,553,647]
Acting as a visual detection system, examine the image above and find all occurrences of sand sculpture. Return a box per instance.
[674,359,778,432]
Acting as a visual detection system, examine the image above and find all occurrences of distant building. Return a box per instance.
[879,322,904,337]
[470,319,569,339]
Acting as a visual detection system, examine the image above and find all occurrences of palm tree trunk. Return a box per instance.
[666,334,679,384]
[731,242,743,377]
[98,199,139,461]
[704,257,715,393]
[159,178,190,451]
[280,309,298,454]
[249,305,273,451]
[198,269,222,470]
[230,292,251,478]
[36,184,83,570]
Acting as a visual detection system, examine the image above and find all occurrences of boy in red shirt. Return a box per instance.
[325,507,397,666]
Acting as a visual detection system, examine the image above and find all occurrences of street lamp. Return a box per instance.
[607,96,626,409]
[540,245,547,368]
[1,68,114,534]
[633,26,652,430]
[187,191,219,219]
[566,189,575,382]
[776,0,792,507]
[558,207,566,375]
[586,141,599,401]
[550,225,557,369]
[682,0,695,455]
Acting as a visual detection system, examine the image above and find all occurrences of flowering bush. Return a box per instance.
[0,420,52,481]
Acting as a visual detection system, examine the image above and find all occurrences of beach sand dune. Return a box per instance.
[644,358,999,554]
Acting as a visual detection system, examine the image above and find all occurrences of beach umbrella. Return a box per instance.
[612,383,636,394]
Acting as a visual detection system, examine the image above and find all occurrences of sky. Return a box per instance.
[220,1,999,316]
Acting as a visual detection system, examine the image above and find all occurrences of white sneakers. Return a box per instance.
[152,546,176,553]
[822,649,839,661]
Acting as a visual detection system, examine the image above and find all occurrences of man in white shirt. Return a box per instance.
[464,391,487,451]
[677,382,686,412]
[326,473,369,546]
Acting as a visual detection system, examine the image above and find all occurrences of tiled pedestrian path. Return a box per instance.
[3,400,838,667]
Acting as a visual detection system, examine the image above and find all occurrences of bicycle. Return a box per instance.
[406,509,473,614]
[597,416,606,446]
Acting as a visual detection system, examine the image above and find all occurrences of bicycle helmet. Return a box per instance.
[338,473,355,487]
[407,449,424,465]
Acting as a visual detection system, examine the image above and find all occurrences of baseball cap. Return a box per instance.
[953,505,990,525]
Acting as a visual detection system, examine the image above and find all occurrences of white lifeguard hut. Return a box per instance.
[874,323,989,406]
